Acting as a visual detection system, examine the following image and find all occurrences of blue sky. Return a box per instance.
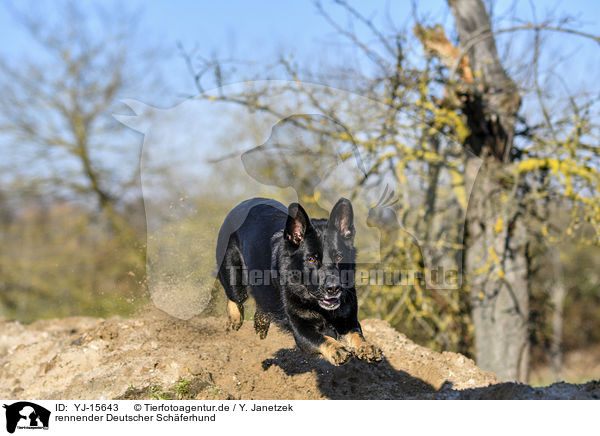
[2,0,598,103]
[1,0,598,195]
[1,0,598,159]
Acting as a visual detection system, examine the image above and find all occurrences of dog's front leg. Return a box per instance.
[288,315,352,366]
[329,292,383,362]
[341,329,383,363]
[317,335,353,366]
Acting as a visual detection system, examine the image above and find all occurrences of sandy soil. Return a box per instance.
[1,309,599,400]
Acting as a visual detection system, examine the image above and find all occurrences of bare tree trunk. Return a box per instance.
[447,0,521,160]
[549,247,565,380]
[449,0,529,381]
[465,160,530,381]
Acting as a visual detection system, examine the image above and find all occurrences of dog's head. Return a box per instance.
[282,198,356,310]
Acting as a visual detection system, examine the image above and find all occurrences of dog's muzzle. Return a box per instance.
[317,282,342,310]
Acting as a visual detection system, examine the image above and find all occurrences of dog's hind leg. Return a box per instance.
[227,300,244,331]
[218,234,248,331]
[253,310,270,339]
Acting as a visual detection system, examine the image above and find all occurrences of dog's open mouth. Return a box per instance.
[318,297,340,310]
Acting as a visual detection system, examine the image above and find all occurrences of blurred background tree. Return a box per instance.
[0,1,164,320]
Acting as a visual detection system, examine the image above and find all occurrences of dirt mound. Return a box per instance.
[1,309,598,400]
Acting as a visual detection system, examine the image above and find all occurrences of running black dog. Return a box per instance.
[216,197,382,365]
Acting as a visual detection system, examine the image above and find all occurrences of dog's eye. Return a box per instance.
[308,256,317,263]
[336,255,343,262]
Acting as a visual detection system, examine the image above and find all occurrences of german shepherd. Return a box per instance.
[216,197,382,365]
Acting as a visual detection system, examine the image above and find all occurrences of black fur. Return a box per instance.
[216,197,381,365]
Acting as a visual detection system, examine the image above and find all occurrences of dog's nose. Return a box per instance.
[325,282,342,298]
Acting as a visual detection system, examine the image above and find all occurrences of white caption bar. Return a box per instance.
[0,400,596,436]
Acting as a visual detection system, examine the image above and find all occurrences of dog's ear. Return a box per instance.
[329,198,354,240]
[285,203,311,246]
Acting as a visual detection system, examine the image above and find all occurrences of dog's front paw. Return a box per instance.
[354,342,383,363]
[342,332,383,363]
[320,338,352,366]
[329,344,353,366]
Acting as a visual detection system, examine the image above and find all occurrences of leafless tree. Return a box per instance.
[0,1,160,248]
[179,0,599,381]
